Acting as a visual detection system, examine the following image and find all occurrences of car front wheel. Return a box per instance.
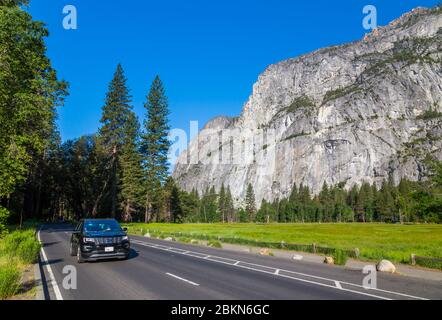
[69,242,76,256]
[77,246,85,264]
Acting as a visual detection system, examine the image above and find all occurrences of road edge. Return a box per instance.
[37,226,64,300]
[34,257,45,300]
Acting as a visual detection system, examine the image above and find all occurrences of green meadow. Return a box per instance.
[124,223,442,264]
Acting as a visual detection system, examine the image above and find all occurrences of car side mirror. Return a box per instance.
[122,227,128,232]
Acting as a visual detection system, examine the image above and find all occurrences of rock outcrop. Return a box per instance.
[173,6,442,207]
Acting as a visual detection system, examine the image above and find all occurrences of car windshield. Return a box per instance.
[83,220,122,233]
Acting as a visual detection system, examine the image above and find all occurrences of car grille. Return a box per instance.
[94,237,122,245]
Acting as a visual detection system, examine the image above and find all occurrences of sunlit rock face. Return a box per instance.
[173,7,442,207]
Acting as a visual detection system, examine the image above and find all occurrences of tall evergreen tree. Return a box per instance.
[225,187,235,222]
[376,179,396,222]
[140,76,171,223]
[245,184,256,221]
[120,111,145,222]
[163,178,183,223]
[359,181,374,222]
[170,185,183,223]
[179,188,200,222]
[98,64,132,218]
[218,183,226,222]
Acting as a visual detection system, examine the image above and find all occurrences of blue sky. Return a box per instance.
[27,0,440,141]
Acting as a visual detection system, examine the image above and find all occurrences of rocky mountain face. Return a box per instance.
[173,7,442,207]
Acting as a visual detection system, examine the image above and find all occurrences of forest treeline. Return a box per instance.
[181,173,442,224]
[1,1,441,232]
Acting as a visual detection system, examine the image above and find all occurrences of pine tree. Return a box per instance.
[208,186,218,222]
[120,111,145,222]
[376,179,395,223]
[164,179,183,223]
[238,208,248,223]
[180,188,200,222]
[245,184,256,221]
[319,181,331,222]
[200,186,218,222]
[218,184,226,222]
[225,187,235,222]
[256,199,267,223]
[98,64,132,218]
[347,185,359,222]
[359,181,374,222]
[140,76,171,223]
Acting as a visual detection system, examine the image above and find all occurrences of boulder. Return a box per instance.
[376,260,396,273]
[324,256,334,264]
[164,237,174,242]
[292,254,303,261]
[144,233,151,238]
[190,239,199,245]
[259,248,272,256]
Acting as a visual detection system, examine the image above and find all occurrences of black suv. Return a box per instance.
[70,219,130,263]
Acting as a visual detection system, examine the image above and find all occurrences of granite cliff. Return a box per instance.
[173,7,442,207]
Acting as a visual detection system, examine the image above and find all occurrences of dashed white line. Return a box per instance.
[166,273,200,286]
[37,228,63,300]
[335,281,342,289]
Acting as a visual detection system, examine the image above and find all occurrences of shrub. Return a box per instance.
[333,249,349,266]
[177,237,191,243]
[417,108,442,120]
[1,230,40,264]
[207,240,222,248]
[0,263,21,300]
[16,238,41,264]
[2,232,27,257]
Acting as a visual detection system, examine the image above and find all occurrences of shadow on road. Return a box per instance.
[43,241,60,248]
[42,258,64,266]
[87,249,139,264]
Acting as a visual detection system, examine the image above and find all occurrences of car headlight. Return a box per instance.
[122,236,129,241]
[83,238,95,243]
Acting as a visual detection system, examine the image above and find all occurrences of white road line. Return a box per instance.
[37,228,63,301]
[275,269,280,275]
[335,281,342,289]
[166,273,200,286]
[131,239,429,300]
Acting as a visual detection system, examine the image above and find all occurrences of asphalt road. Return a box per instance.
[37,224,442,300]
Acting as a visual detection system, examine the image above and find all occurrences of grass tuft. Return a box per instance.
[207,240,222,248]
[0,263,21,300]
[1,230,40,265]
[333,249,348,266]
